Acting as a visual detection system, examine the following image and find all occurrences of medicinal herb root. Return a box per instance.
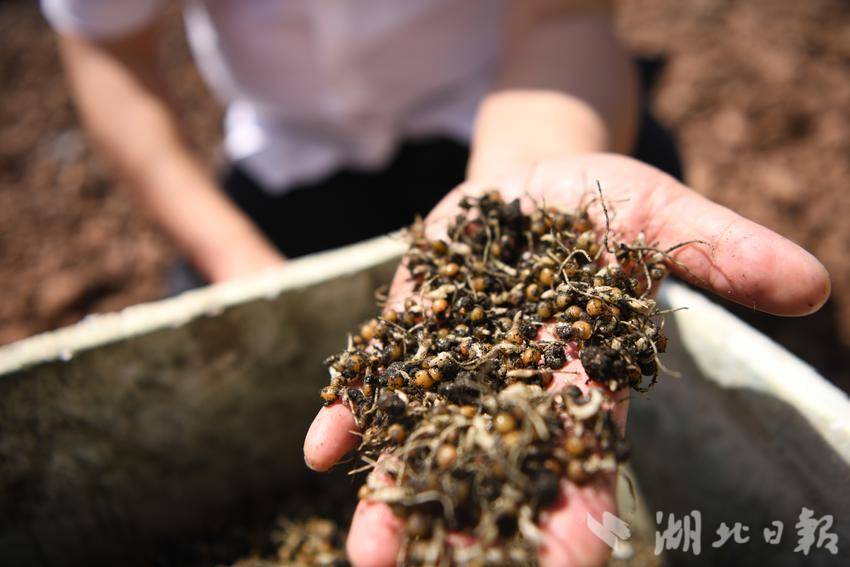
[321,191,672,565]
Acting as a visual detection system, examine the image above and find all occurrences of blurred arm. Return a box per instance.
[56,25,284,282]
[468,0,639,181]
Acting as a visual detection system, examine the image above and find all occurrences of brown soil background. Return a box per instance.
[1,0,849,389]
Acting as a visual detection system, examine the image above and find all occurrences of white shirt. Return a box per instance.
[41,0,504,193]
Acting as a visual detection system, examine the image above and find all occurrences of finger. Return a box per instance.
[539,478,617,567]
[463,155,830,316]
[650,191,830,316]
[346,496,403,567]
[303,403,359,471]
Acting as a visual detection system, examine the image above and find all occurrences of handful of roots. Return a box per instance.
[320,190,674,565]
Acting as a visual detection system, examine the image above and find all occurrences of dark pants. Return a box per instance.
[167,111,682,294]
[227,137,469,259]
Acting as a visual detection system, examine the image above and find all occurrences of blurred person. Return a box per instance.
[42,1,830,566]
[42,0,669,292]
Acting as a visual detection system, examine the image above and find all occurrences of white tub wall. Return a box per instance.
[0,235,406,566]
[662,284,850,460]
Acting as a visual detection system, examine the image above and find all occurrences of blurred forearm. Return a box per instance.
[56,28,282,282]
[468,1,639,181]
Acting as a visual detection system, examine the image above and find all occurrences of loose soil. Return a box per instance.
[1,0,848,393]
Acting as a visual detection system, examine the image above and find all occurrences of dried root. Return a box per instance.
[320,190,675,565]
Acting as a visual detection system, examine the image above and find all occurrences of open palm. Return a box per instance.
[304,154,830,567]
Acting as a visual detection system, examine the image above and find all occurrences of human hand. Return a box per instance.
[303,154,830,566]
